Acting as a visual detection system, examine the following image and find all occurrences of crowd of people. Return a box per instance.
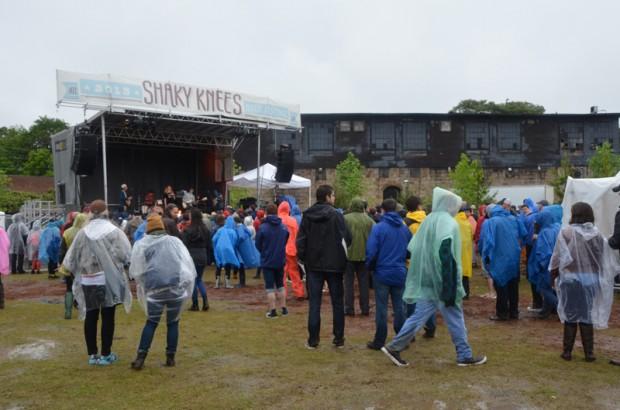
[1,182,620,370]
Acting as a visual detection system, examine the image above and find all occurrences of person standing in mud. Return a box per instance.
[0,226,10,309]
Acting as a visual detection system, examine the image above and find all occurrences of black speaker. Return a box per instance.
[71,126,98,175]
[275,145,294,183]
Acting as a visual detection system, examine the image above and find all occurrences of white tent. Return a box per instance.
[562,172,620,237]
[227,163,312,205]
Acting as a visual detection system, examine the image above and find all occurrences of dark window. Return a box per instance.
[379,168,390,178]
[371,122,395,150]
[560,122,584,152]
[465,123,489,150]
[316,168,326,181]
[307,123,334,151]
[409,168,420,177]
[402,122,427,151]
[353,121,365,132]
[57,183,66,204]
[497,122,521,151]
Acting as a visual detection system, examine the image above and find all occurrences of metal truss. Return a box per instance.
[102,126,241,149]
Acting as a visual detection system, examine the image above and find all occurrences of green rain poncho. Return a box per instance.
[403,187,465,306]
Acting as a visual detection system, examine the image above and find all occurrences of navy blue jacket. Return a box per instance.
[255,215,289,269]
[365,212,412,287]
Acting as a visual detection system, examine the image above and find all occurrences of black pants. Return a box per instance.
[494,277,519,319]
[84,306,116,356]
[307,271,344,346]
[10,253,24,273]
[65,276,73,292]
[344,261,369,315]
[48,261,58,275]
[215,265,232,279]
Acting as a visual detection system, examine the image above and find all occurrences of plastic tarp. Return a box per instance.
[562,173,620,238]
[228,163,311,189]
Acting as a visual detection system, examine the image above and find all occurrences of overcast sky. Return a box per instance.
[1,0,620,128]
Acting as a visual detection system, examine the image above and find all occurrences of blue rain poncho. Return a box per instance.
[212,216,240,268]
[528,206,561,291]
[550,222,620,329]
[403,187,465,306]
[133,220,147,243]
[521,198,538,247]
[129,233,196,322]
[480,206,522,287]
[7,213,29,255]
[39,220,62,264]
[235,223,260,268]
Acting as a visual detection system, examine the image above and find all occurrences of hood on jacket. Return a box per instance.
[12,213,24,223]
[31,220,41,231]
[224,215,237,229]
[73,213,89,230]
[536,207,555,229]
[349,198,365,213]
[264,214,283,226]
[292,205,301,217]
[456,211,468,221]
[65,211,78,225]
[546,204,563,225]
[278,201,291,218]
[431,187,462,217]
[406,210,426,223]
[490,206,511,218]
[523,198,537,214]
[478,204,487,217]
[256,209,265,219]
[303,202,337,222]
[244,215,253,227]
[46,220,63,230]
[381,211,404,227]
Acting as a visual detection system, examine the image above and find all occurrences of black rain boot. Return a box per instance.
[561,323,578,361]
[189,303,199,311]
[580,323,596,362]
[131,351,147,370]
[202,298,209,311]
[165,352,175,367]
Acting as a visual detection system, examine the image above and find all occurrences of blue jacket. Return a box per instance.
[521,198,538,247]
[528,206,561,290]
[39,221,62,264]
[255,215,289,269]
[365,212,412,287]
[212,217,240,268]
[134,220,147,243]
[235,223,260,268]
[480,207,522,287]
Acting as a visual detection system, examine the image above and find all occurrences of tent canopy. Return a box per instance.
[561,172,620,238]
[228,163,311,189]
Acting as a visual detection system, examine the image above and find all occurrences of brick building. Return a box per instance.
[235,112,620,209]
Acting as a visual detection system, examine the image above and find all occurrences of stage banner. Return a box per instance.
[56,70,301,129]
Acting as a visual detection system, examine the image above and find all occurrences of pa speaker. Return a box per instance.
[71,126,98,176]
[275,145,294,183]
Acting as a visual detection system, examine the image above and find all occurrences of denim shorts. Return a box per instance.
[262,268,284,292]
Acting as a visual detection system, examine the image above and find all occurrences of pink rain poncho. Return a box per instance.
[0,227,9,275]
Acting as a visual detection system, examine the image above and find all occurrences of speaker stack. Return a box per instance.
[275,144,295,183]
[71,125,98,176]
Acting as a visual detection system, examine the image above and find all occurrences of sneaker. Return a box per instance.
[97,353,118,366]
[457,355,487,367]
[266,310,278,319]
[332,338,345,348]
[381,346,409,367]
[88,354,99,365]
[281,307,289,316]
[527,306,542,313]
[215,278,221,289]
[366,341,382,350]
[305,342,318,350]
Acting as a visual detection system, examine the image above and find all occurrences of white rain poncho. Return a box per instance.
[403,187,465,306]
[61,217,132,319]
[129,233,196,322]
[7,213,29,255]
[550,223,620,329]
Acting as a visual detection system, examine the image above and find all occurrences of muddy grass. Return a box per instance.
[2,269,620,409]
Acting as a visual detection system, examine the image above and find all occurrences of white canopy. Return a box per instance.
[229,163,311,189]
[562,172,620,237]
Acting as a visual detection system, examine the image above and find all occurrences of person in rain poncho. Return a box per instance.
[381,187,487,367]
[233,214,260,288]
[129,214,196,370]
[244,215,256,240]
[522,197,543,312]
[278,201,304,299]
[550,202,620,362]
[7,213,29,274]
[455,203,474,299]
[212,216,240,289]
[0,226,10,309]
[39,220,62,279]
[26,220,42,274]
[480,204,525,321]
[61,200,132,366]
[58,213,88,319]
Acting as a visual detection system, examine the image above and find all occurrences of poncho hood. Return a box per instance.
[244,215,253,227]
[432,187,462,217]
[277,201,291,218]
[11,213,25,223]
[264,215,282,226]
[84,218,116,240]
[349,198,365,213]
[523,198,537,214]
[382,211,404,227]
[405,210,427,224]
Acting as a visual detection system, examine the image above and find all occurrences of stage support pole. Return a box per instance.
[101,114,109,204]
[256,131,261,204]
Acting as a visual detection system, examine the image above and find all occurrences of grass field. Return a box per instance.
[1,270,620,410]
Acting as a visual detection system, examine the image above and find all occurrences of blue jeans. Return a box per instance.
[192,264,207,306]
[538,280,557,314]
[405,303,436,332]
[138,300,183,354]
[372,281,405,346]
[387,299,473,361]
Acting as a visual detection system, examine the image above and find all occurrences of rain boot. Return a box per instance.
[579,323,596,362]
[561,322,577,361]
[64,292,74,319]
[215,277,221,289]
[165,352,175,367]
[131,351,147,370]
[225,277,233,289]
[0,278,4,309]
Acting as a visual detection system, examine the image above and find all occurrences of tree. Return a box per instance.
[22,148,54,176]
[550,151,576,202]
[228,160,251,207]
[450,99,545,115]
[588,141,620,178]
[449,153,492,206]
[334,152,365,209]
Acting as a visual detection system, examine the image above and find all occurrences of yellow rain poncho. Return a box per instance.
[455,211,473,278]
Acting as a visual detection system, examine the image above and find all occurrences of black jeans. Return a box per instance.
[10,253,24,273]
[344,261,369,315]
[84,306,116,356]
[307,271,344,346]
[494,277,520,319]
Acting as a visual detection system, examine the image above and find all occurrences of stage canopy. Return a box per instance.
[228,163,310,189]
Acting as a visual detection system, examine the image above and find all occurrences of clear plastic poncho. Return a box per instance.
[550,223,620,329]
[61,218,132,320]
[129,233,196,322]
[26,220,41,260]
[7,213,29,255]
[403,187,465,305]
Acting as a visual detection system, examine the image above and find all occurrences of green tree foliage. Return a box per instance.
[550,151,576,202]
[0,170,54,213]
[588,141,620,178]
[334,152,365,209]
[450,99,545,115]
[228,160,251,208]
[449,153,492,206]
[0,116,68,175]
